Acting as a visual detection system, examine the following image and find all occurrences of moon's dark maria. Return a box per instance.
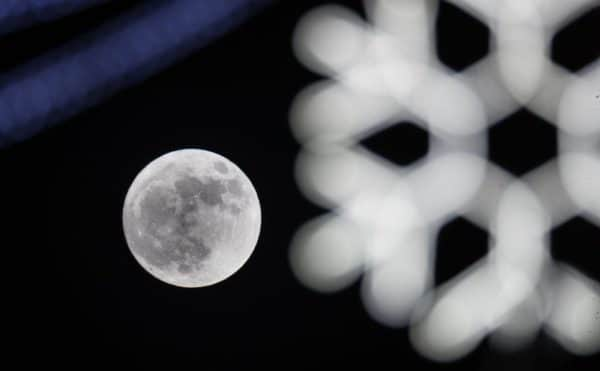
[122,149,261,287]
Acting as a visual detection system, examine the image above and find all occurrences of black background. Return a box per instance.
[2,0,599,369]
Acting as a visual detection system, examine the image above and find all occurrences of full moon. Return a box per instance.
[122,149,261,287]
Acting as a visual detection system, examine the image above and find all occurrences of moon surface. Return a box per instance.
[122,149,261,287]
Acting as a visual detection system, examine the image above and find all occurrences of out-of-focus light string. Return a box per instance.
[290,0,600,362]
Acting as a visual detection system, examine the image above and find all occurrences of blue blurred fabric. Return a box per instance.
[0,0,269,147]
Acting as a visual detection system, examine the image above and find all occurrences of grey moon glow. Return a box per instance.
[122,149,261,287]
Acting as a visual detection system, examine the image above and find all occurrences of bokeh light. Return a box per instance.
[290,0,600,362]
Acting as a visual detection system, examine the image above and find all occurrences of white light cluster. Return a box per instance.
[289,0,600,362]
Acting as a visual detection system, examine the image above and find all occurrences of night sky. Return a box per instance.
[2,1,599,369]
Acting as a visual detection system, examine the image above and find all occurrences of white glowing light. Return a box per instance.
[546,266,600,355]
[289,215,364,293]
[293,5,367,75]
[290,0,600,362]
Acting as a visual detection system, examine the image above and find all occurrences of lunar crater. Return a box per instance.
[138,181,212,269]
[214,161,228,174]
